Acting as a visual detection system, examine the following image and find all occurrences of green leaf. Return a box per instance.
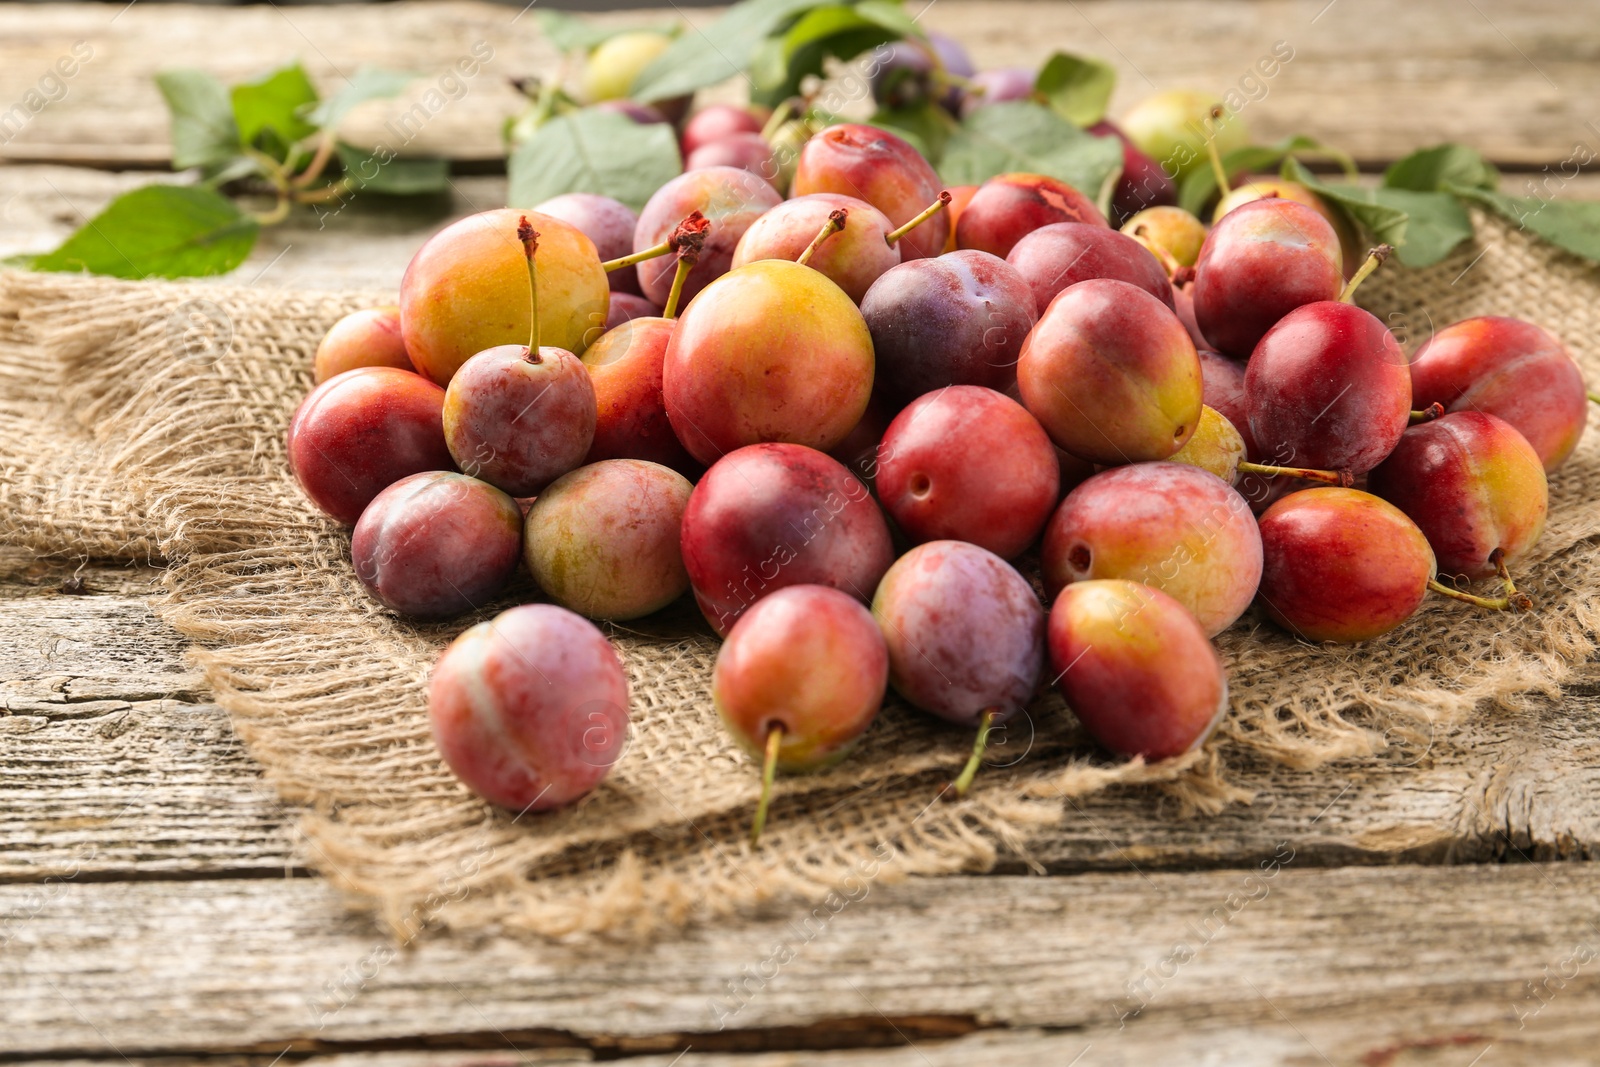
[231,62,320,149]
[1033,52,1115,127]
[1385,147,1600,263]
[1282,158,1409,251]
[1462,190,1600,262]
[779,0,917,54]
[632,0,826,103]
[307,67,414,133]
[1178,135,1353,218]
[1367,188,1474,267]
[747,34,795,103]
[753,17,896,109]
[939,102,1124,214]
[783,5,875,57]
[854,0,924,37]
[30,185,258,279]
[766,2,919,107]
[335,143,450,196]
[202,155,268,188]
[868,101,952,163]
[536,10,678,55]
[155,69,242,171]
[507,108,682,214]
[1383,144,1498,194]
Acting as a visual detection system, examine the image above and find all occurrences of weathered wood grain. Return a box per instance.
[0,560,300,879]
[4,558,1600,883]
[15,1015,1600,1067]
[1,695,300,880]
[0,166,502,293]
[1,0,1598,169]
[5,865,1598,1063]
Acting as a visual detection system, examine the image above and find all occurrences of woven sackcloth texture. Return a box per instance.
[3,207,1598,940]
[0,277,157,558]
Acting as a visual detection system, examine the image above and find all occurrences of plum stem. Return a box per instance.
[242,148,293,226]
[251,195,293,227]
[1492,548,1534,610]
[662,257,693,320]
[661,212,710,319]
[749,724,783,847]
[1205,105,1232,197]
[1338,244,1393,304]
[1428,576,1533,613]
[292,179,354,206]
[1587,390,1600,406]
[1429,553,1534,613]
[1409,403,1445,424]
[1235,461,1355,488]
[797,208,848,267]
[517,216,540,351]
[885,190,953,246]
[290,131,339,190]
[950,709,999,799]
[603,239,674,272]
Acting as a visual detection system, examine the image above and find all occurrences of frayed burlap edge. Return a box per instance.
[6,207,1599,941]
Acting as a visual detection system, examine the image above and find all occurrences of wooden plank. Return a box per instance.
[14,1060,588,1067]
[12,1015,1600,1067]
[4,555,1600,880]
[0,0,553,167]
[0,0,1597,169]
[4,865,1599,1061]
[0,166,505,293]
[0,692,301,880]
[0,558,299,879]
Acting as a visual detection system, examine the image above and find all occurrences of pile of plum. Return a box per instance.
[288,95,1583,838]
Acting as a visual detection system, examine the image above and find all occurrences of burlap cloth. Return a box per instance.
[5,209,1598,940]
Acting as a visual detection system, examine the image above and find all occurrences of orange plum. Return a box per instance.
[662,260,873,466]
[1017,278,1202,464]
[400,209,609,385]
[582,317,700,476]
[314,306,414,383]
[523,459,693,620]
[1042,462,1262,636]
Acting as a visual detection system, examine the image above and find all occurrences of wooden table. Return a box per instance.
[6,2,1600,1063]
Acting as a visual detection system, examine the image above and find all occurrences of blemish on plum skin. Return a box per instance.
[1036,186,1071,214]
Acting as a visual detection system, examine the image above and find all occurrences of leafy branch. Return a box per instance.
[22,61,449,280]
